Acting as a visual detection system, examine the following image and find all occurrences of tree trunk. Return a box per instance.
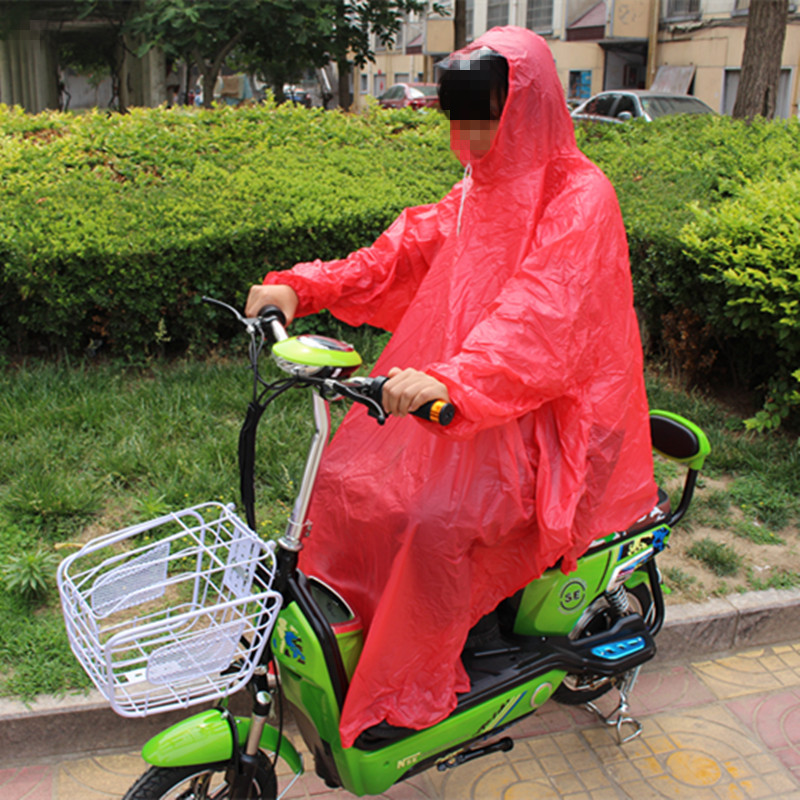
[454,0,467,50]
[202,68,216,109]
[337,57,351,110]
[182,57,193,105]
[731,0,788,120]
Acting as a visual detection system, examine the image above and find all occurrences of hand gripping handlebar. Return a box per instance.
[362,376,455,426]
[255,305,454,426]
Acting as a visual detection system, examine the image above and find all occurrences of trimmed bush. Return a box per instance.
[0,101,459,356]
[576,115,800,331]
[577,115,800,426]
[680,171,800,428]
[3,104,800,426]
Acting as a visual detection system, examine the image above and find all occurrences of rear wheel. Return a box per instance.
[123,752,276,800]
[553,582,653,706]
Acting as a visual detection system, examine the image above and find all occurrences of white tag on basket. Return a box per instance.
[90,541,170,617]
[223,536,260,599]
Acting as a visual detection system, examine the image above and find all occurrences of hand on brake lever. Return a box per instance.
[244,285,299,324]
[382,368,451,418]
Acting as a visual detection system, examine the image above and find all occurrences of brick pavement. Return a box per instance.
[4,639,800,799]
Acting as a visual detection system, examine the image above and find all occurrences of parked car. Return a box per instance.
[571,90,715,124]
[378,83,439,110]
[283,85,313,107]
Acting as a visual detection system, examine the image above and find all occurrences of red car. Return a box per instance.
[378,83,439,110]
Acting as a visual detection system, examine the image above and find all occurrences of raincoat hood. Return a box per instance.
[449,27,577,180]
[263,26,657,748]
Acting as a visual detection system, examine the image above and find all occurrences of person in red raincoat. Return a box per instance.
[245,26,658,748]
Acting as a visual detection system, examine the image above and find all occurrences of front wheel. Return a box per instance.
[123,752,276,800]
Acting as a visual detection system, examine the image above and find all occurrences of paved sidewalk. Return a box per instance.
[4,590,800,799]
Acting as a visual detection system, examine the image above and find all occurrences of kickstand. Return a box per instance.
[584,667,642,745]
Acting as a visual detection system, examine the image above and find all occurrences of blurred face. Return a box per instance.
[446,84,504,163]
[449,119,500,161]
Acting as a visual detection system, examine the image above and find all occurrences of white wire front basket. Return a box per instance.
[57,502,280,718]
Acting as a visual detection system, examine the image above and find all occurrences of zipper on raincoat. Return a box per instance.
[457,163,473,236]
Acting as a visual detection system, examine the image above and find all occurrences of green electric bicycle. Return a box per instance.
[57,300,710,799]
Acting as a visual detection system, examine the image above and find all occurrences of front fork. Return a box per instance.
[224,691,278,799]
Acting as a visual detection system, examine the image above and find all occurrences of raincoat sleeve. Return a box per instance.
[262,190,460,331]
[427,172,634,439]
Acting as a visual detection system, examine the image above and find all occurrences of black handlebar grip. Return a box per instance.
[257,304,287,326]
[367,376,454,426]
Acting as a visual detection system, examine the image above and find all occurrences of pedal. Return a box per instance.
[436,737,514,771]
[585,667,643,745]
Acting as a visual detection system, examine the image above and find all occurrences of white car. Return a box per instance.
[571,90,715,124]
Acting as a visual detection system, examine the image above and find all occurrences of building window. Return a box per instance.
[666,0,700,18]
[526,0,554,32]
[723,67,792,118]
[360,73,368,94]
[466,0,474,40]
[568,69,592,100]
[487,0,509,29]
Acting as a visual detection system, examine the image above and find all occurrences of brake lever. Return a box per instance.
[324,378,387,425]
[201,296,271,338]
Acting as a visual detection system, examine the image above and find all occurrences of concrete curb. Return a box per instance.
[3,588,800,768]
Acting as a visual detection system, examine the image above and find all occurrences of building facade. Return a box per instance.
[355,0,800,118]
[2,1,798,117]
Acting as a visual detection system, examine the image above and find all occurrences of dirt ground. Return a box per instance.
[660,473,800,605]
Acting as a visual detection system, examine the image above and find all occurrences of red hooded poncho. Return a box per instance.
[262,27,657,748]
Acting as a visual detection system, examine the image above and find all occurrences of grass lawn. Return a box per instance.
[1,338,798,700]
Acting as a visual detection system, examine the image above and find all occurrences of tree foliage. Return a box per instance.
[129,0,265,108]
[325,0,441,108]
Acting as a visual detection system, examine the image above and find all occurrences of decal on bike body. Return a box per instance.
[608,526,671,591]
[397,752,422,770]
[273,617,306,665]
[558,579,586,613]
[619,534,651,560]
[617,526,669,562]
[476,692,526,736]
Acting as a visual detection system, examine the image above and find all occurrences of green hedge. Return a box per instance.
[3,104,800,424]
[576,115,800,327]
[576,115,800,426]
[679,171,800,429]
[0,101,460,357]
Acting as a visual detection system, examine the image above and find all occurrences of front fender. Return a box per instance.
[141,709,303,776]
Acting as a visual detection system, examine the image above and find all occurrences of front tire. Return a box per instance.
[123,752,276,800]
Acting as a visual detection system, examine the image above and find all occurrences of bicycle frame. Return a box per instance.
[125,302,710,799]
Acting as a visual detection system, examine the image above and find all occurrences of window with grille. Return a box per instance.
[527,0,554,31]
[487,0,509,29]
[667,0,700,17]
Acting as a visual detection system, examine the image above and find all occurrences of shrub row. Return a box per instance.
[0,101,460,357]
[575,115,800,426]
[2,104,799,423]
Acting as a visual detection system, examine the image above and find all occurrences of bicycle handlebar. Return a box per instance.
[252,303,454,426]
[256,304,289,343]
[359,376,455,426]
